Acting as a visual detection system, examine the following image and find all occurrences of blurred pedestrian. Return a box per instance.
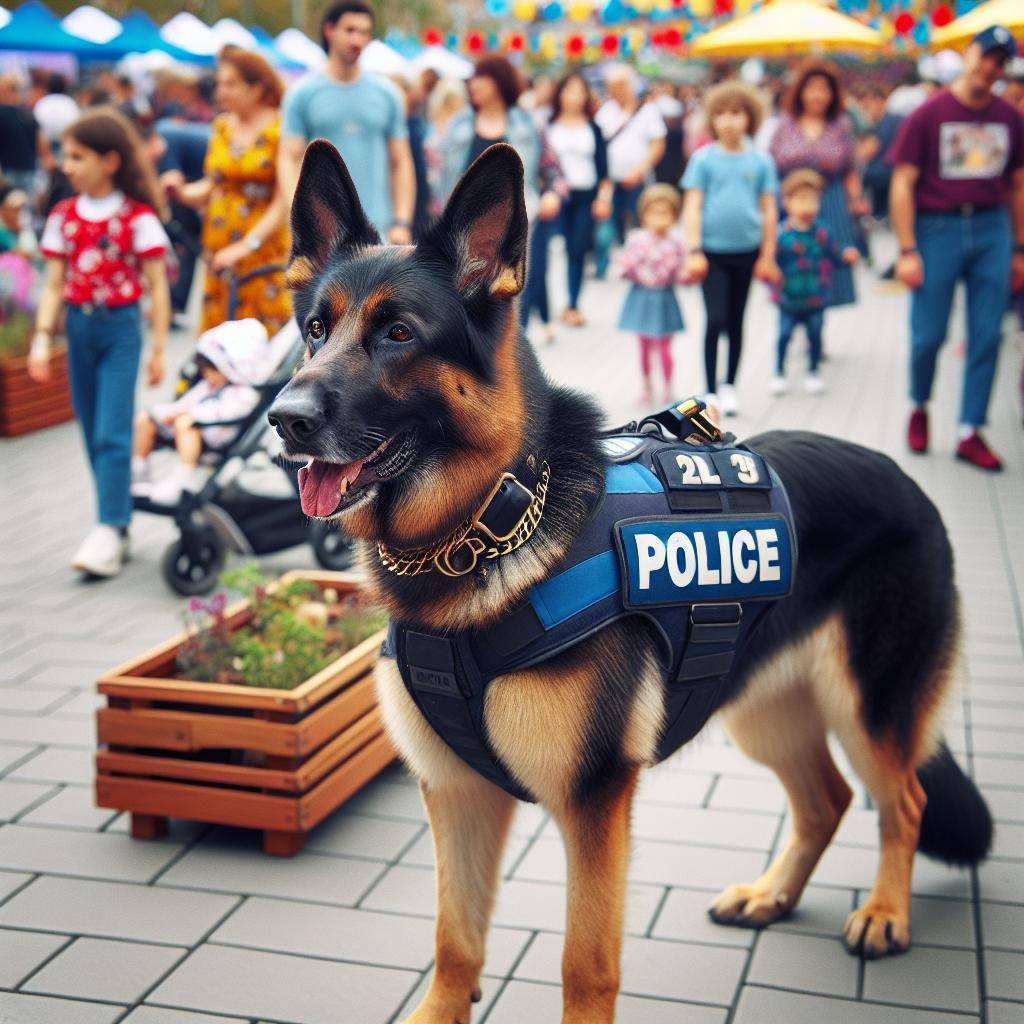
[0,72,48,201]
[682,82,780,416]
[28,108,170,578]
[423,78,466,222]
[889,26,1024,472]
[279,0,415,243]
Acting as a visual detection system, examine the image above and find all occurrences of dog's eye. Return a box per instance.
[387,323,414,343]
[306,319,326,349]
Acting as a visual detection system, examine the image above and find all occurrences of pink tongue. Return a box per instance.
[298,460,347,518]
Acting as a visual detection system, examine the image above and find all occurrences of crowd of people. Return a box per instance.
[1,0,1023,580]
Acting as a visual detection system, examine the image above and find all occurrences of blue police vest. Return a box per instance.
[385,431,797,801]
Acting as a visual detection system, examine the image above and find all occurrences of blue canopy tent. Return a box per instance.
[0,0,106,55]
[87,10,209,63]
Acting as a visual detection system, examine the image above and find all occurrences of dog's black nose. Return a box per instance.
[268,392,325,447]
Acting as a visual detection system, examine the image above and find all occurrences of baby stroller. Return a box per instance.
[135,266,354,595]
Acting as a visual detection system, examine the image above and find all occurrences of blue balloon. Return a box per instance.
[485,0,511,15]
[543,1,563,18]
[912,20,929,45]
[602,0,626,24]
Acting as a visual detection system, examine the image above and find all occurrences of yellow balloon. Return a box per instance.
[689,0,712,17]
[569,0,591,21]
[513,0,537,19]
[540,30,557,58]
[735,0,756,12]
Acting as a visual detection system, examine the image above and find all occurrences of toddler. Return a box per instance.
[133,319,265,505]
[771,169,858,395]
[617,184,686,404]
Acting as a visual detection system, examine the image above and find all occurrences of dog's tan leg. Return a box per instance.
[404,774,517,1024]
[710,686,852,927]
[553,768,639,1024]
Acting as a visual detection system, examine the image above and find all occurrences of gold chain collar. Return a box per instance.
[378,461,551,578]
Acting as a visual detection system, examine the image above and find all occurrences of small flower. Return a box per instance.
[323,588,339,604]
[189,597,203,612]
[232,657,244,671]
[273,651,284,664]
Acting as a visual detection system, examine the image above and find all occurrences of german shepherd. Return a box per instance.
[268,142,992,1024]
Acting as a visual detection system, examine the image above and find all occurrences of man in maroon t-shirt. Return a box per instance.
[889,25,1024,471]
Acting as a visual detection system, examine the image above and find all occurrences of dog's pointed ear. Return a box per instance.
[428,144,529,301]
[290,140,380,266]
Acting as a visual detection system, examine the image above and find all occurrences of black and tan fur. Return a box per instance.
[268,142,992,1024]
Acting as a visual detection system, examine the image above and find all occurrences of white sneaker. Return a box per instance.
[718,384,739,416]
[72,525,125,577]
[769,375,788,396]
[130,456,151,497]
[804,373,825,395]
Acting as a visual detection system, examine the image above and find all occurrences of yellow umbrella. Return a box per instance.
[693,0,884,57]
[931,0,1024,51]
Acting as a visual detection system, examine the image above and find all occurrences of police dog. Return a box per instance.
[269,143,991,1024]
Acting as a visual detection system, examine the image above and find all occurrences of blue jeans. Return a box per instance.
[66,303,142,528]
[558,188,597,310]
[612,182,642,245]
[911,207,1011,427]
[777,308,824,374]
[520,218,553,329]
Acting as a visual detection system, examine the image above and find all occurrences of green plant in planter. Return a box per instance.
[176,565,387,690]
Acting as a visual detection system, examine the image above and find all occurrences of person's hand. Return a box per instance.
[895,251,923,289]
[27,337,52,384]
[684,251,708,284]
[848,195,870,217]
[591,196,612,221]
[1012,251,1024,294]
[842,247,860,266]
[387,223,413,245]
[620,168,644,189]
[146,349,165,388]
[210,242,248,274]
[161,170,185,198]
[754,256,782,284]
[538,191,561,221]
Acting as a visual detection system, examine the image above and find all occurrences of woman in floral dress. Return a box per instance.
[170,46,290,334]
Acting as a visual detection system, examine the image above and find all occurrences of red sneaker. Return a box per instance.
[907,409,928,453]
[956,432,1003,472]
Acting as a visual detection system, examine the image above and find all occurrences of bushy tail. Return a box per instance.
[917,742,993,866]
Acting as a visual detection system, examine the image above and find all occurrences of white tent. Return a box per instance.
[161,11,220,58]
[360,39,408,77]
[273,27,325,69]
[211,17,258,50]
[410,45,473,81]
[0,7,10,31]
[61,5,121,44]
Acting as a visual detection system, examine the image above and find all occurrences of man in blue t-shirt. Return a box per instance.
[278,0,415,243]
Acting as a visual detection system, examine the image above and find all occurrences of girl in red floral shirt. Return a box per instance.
[29,108,170,578]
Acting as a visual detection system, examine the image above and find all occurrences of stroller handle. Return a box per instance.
[225,264,287,321]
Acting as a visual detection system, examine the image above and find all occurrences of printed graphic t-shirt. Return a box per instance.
[41,191,167,307]
[282,71,408,232]
[773,219,846,312]
[886,89,1024,212]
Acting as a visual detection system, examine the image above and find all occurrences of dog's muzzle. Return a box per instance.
[268,390,325,448]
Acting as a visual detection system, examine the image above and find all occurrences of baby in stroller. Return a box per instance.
[132,318,267,505]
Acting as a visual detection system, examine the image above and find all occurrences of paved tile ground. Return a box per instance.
[1,230,1023,1024]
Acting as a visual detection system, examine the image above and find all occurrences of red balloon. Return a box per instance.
[567,33,584,56]
[601,33,619,54]
[467,31,485,52]
[424,27,442,45]
[651,30,664,46]
[714,0,732,13]
[931,4,953,27]
[664,27,681,47]
[894,12,915,34]
[508,33,525,51]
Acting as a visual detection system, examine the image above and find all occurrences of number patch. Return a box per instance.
[654,448,770,491]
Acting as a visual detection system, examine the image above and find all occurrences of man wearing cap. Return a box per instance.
[889,25,1024,471]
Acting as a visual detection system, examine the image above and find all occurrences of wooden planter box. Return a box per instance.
[95,570,396,856]
[0,348,75,437]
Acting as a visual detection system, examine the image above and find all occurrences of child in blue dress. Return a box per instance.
[618,184,686,404]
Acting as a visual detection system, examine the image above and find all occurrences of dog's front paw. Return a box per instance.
[843,902,910,959]
[708,883,792,928]
[403,986,480,1024]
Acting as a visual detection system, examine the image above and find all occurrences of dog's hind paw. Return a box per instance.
[708,883,792,928]
[843,903,910,959]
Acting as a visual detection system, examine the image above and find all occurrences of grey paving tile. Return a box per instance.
[18,786,118,829]
[515,930,746,1005]
[0,687,73,713]
[304,811,423,860]
[0,869,32,904]
[340,780,428,822]
[708,776,786,814]
[864,945,979,1012]
[23,937,187,1003]
[0,992,125,1023]
[121,1008,244,1024]
[902,894,977,948]
[0,928,70,987]
[7,747,97,784]
[635,766,715,807]
[986,949,1024,1001]
[747,930,858,998]
[212,896,435,970]
[630,804,779,851]
[157,834,384,906]
[988,1000,1024,1024]
[395,971,501,1022]
[975,757,1024,788]
[773,885,856,938]
[983,901,1024,949]
[0,715,96,748]
[813,843,973,898]
[148,943,418,1024]
[0,824,183,882]
[986,788,1024,824]
[0,742,38,774]
[651,887,754,947]
[990,820,1024,860]
[980,858,1024,902]
[0,780,55,821]
[399,829,529,876]
[486,979,728,1024]
[732,985,976,1024]
[0,876,239,944]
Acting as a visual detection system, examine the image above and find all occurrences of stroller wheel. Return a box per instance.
[161,532,227,595]
[310,520,355,571]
